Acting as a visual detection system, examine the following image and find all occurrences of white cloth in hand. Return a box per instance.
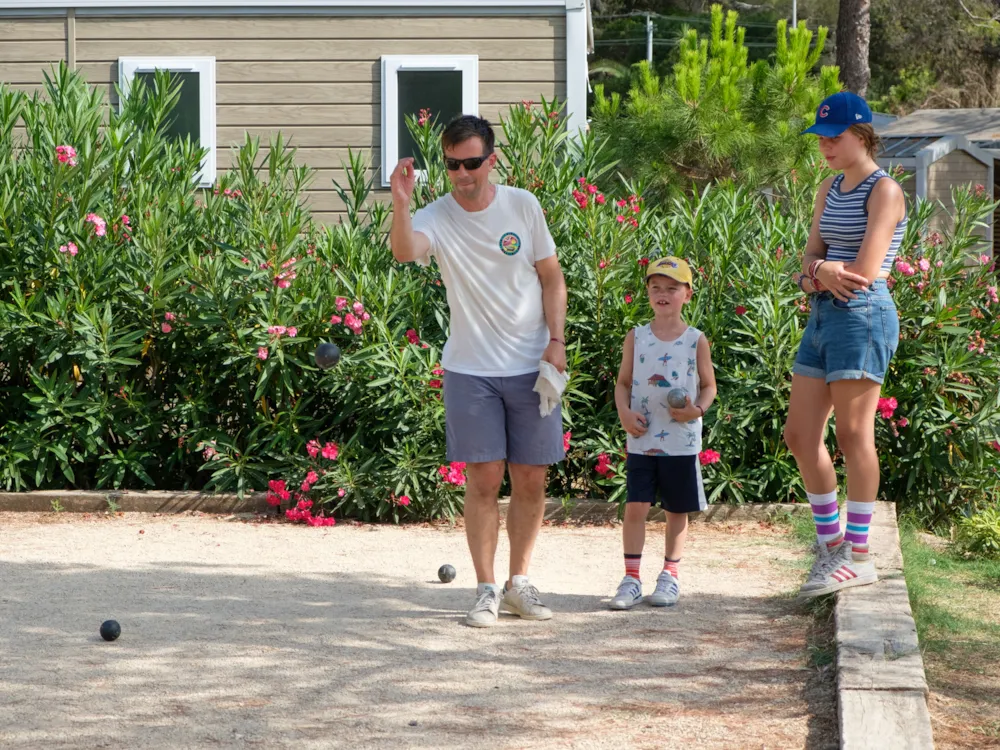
[533,360,568,418]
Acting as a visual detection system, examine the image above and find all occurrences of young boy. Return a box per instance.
[610,256,717,609]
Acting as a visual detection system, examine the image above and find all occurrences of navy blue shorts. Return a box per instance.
[443,370,565,466]
[626,453,707,513]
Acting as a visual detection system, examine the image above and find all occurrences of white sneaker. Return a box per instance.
[465,585,502,628]
[649,570,680,607]
[799,541,838,595]
[502,575,553,621]
[799,543,877,599]
[610,575,643,610]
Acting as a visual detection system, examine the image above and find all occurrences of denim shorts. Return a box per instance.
[442,370,565,466]
[793,279,899,384]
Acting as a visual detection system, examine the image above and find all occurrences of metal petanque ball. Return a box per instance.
[314,342,341,370]
[667,388,688,409]
[100,620,121,642]
[437,564,457,583]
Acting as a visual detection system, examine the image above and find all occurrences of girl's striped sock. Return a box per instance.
[625,554,642,580]
[844,500,875,560]
[808,490,843,548]
[663,558,680,580]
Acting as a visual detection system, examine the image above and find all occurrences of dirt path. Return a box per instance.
[0,513,834,749]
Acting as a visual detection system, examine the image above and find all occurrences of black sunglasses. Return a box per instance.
[444,153,492,171]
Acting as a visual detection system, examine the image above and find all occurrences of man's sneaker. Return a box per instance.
[466,585,502,628]
[799,543,877,599]
[799,541,839,596]
[610,575,644,610]
[502,575,553,621]
[649,570,680,607]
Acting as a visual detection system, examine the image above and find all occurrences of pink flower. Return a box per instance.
[935,260,944,268]
[598,260,607,269]
[285,508,301,521]
[164,312,176,321]
[735,305,747,316]
[267,325,286,336]
[335,297,349,311]
[55,144,78,166]
[417,108,432,126]
[260,262,270,270]
[281,257,296,269]
[625,294,633,304]
[300,480,312,492]
[616,215,625,223]
[595,194,606,205]
[629,218,639,228]
[338,488,346,497]
[85,213,107,237]
[321,442,339,461]
[991,440,1000,453]
[287,327,297,338]
[563,431,571,452]
[897,417,909,428]
[595,453,613,477]
[397,495,411,507]
[306,440,321,458]
[267,479,290,506]
[987,287,999,306]
[257,347,268,360]
[928,232,943,247]
[438,462,467,486]
[361,312,370,321]
[981,254,991,265]
[895,259,915,276]
[638,258,649,267]
[916,281,926,292]
[432,367,444,376]
[877,397,898,420]
[616,199,627,208]
[353,301,364,315]
[306,471,319,484]
[121,215,130,226]
[58,242,78,256]
[406,329,421,345]
[330,315,342,325]
[918,258,930,272]
[699,449,721,466]
[202,445,216,460]
[161,323,172,333]
[586,184,598,195]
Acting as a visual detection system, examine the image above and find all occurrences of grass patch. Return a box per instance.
[899,522,1000,746]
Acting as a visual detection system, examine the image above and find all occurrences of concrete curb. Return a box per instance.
[0,490,809,523]
[835,501,935,750]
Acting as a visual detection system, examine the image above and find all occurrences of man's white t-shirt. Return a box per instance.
[411,186,557,377]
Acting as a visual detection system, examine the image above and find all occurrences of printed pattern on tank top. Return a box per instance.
[627,324,702,457]
[819,170,907,273]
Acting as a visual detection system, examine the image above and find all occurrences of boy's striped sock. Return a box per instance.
[808,490,843,549]
[844,500,875,560]
[625,554,642,580]
[663,558,680,580]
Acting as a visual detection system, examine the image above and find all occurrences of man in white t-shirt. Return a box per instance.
[389,115,568,628]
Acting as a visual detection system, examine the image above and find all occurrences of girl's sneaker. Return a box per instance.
[609,576,643,610]
[649,570,680,607]
[799,543,877,599]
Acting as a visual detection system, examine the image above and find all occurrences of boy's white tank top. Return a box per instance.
[627,324,703,456]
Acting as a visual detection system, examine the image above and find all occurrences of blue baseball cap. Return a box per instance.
[801,91,872,137]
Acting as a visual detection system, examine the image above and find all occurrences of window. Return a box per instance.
[380,55,478,187]
[118,57,217,188]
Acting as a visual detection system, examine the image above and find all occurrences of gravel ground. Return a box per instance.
[0,512,835,749]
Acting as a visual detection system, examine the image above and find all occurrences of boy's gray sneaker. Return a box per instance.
[610,575,644,610]
[649,570,680,607]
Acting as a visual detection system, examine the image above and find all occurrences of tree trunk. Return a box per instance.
[836,0,871,96]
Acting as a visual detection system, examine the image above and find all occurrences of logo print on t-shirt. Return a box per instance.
[499,232,521,256]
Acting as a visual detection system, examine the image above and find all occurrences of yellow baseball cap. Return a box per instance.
[645,256,694,287]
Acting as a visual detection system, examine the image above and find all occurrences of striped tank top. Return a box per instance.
[819,170,906,273]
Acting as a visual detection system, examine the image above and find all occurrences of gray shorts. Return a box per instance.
[443,370,565,466]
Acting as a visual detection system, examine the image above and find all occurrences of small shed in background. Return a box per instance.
[877,108,999,255]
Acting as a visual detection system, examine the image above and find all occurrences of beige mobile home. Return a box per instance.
[0,0,591,222]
